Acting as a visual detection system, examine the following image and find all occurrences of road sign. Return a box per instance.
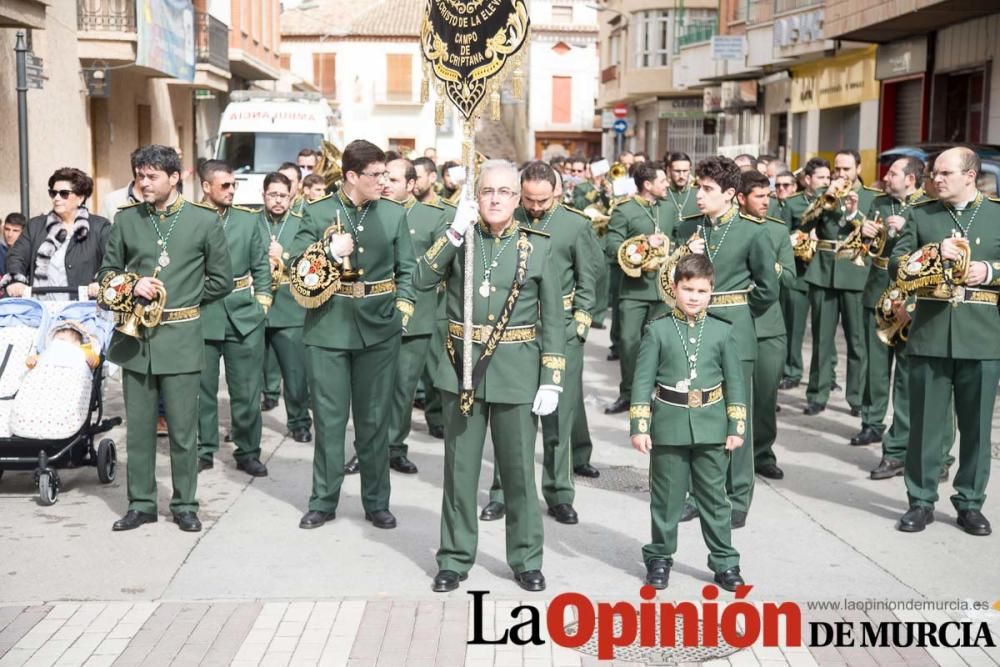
[613,119,628,134]
[612,103,628,119]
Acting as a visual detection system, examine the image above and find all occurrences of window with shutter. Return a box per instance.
[386,54,413,102]
[312,53,336,98]
[551,76,572,124]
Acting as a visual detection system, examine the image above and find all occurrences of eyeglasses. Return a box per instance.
[478,188,518,200]
[932,169,970,178]
[775,182,795,189]
[48,189,75,199]
[361,171,388,181]
[264,192,290,200]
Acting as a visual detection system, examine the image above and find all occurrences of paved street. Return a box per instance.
[1,325,999,666]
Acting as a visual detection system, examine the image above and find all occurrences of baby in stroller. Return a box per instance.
[26,321,101,371]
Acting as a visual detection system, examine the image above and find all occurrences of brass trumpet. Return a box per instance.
[116,267,167,338]
[270,255,287,293]
[618,233,670,278]
[801,179,852,226]
[608,162,628,182]
[875,286,910,347]
[790,229,817,263]
[839,212,884,267]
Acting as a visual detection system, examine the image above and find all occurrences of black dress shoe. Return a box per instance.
[731,510,747,529]
[412,398,426,411]
[644,558,670,589]
[680,501,700,522]
[939,464,951,482]
[957,509,992,536]
[778,377,800,390]
[849,426,882,446]
[547,503,579,524]
[365,509,397,529]
[390,455,419,474]
[591,321,606,330]
[299,510,336,529]
[172,512,202,532]
[197,457,214,473]
[606,350,620,361]
[604,397,629,414]
[480,501,505,521]
[514,570,546,592]
[850,407,861,417]
[344,455,360,474]
[292,428,312,443]
[803,402,825,416]
[870,458,904,480]
[756,463,784,480]
[573,463,600,478]
[831,381,843,392]
[112,510,157,532]
[897,505,934,532]
[775,404,781,413]
[432,570,467,593]
[223,431,233,442]
[261,397,279,412]
[428,424,445,439]
[236,458,268,477]
[714,566,745,592]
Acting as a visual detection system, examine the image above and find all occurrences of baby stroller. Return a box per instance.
[0,288,122,505]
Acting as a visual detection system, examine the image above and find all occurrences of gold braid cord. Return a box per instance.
[289,233,342,309]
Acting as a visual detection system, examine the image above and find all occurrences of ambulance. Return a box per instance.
[215,91,339,206]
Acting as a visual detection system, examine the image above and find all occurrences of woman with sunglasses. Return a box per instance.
[2,167,111,301]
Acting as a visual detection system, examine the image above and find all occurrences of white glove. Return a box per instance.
[531,386,560,416]
[448,194,478,245]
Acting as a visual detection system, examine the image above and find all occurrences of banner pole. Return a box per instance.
[461,122,475,392]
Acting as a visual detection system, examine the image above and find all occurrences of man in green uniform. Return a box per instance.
[673,156,779,527]
[660,152,702,225]
[292,140,416,531]
[604,162,671,414]
[259,173,313,443]
[98,144,233,532]
[419,159,564,593]
[570,157,607,212]
[481,161,597,525]
[630,253,747,591]
[737,170,794,480]
[798,150,880,415]
[892,146,1000,536]
[778,158,829,389]
[383,157,448,474]
[279,162,307,217]
[195,160,272,476]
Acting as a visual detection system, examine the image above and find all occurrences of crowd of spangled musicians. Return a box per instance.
[5,140,997,594]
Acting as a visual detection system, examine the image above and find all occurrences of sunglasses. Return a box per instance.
[775,182,795,189]
[48,189,76,199]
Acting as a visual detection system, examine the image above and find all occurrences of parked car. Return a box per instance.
[879,144,1000,197]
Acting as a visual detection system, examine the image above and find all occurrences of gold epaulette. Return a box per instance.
[309,193,334,204]
[117,200,142,210]
[740,212,765,223]
[765,215,786,224]
[381,197,405,206]
[911,198,938,207]
[232,204,261,213]
[864,185,884,193]
[560,204,589,219]
[520,226,551,238]
[289,210,303,218]
[440,198,457,208]
[422,200,445,210]
[785,191,806,201]
[680,212,703,221]
[989,196,1000,204]
[191,200,218,211]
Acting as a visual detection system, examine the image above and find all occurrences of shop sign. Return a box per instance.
[774,10,824,49]
[703,87,723,113]
[790,46,879,112]
[659,96,707,119]
[721,80,757,110]
[875,36,927,80]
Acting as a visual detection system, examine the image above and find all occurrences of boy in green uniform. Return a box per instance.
[604,162,672,414]
[891,147,1000,536]
[98,145,233,533]
[195,160,272,476]
[419,160,565,593]
[737,170,795,480]
[630,253,746,591]
[673,157,779,527]
[292,140,416,531]
[778,158,829,389]
[260,173,313,444]
[482,162,598,524]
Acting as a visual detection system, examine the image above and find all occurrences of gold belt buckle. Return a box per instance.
[352,282,365,298]
[688,390,702,408]
[951,285,966,307]
[480,324,494,342]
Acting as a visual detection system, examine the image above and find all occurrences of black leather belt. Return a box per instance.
[655,382,723,408]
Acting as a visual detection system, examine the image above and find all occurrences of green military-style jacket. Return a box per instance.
[799,182,882,291]
[572,180,606,212]
[416,220,565,404]
[98,196,234,374]
[290,194,306,217]
[629,309,747,444]
[752,214,796,339]
[606,196,675,302]
[515,203,598,341]
[201,205,271,341]
[293,191,417,349]
[767,196,784,219]
[779,191,815,294]
[660,185,701,227]
[861,189,927,308]
[890,193,1000,360]
[402,195,449,336]
[260,208,306,329]
[673,207,780,361]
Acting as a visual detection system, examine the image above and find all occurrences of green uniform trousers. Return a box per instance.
[122,369,201,514]
[905,356,1000,512]
[422,321,446,431]
[263,346,281,402]
[608,264,623,353]
[438,392,543,575]
[861,307,894,435]
[489,339,582,508]
[781,285,809,381]
[592,260,609,326]
[571,388,593,468]
[753,335,785,468]
[806,286,865,409]
[306,334,400,514]
[198,322,265,462]
[618,298,666,401]
[643,444,740,573]
[388,333,432,458]
[265,327,311,432]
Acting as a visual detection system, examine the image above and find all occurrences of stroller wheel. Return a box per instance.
[97,439,117,484]
[38,471,59,506]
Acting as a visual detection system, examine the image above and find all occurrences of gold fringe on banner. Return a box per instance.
[511,53,524,99]
[490,86,501,121]
[462,120,475,169]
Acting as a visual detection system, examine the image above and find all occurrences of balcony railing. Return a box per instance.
[774,0,823,15]
[77,0,135,32]
[677,21,717,48]
[196,12,229,71]
[601,64,618,83]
